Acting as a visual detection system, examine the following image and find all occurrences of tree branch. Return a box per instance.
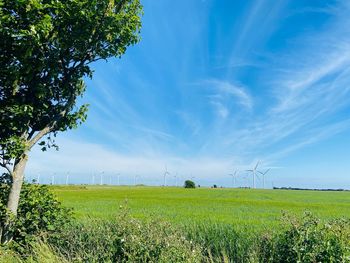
[28,126,51,149]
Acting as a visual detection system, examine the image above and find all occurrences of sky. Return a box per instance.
[26,0,350,188]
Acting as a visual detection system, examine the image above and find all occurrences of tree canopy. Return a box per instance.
[0,0,142,172]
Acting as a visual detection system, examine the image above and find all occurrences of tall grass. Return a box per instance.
[2,209,350,262]
[184,222,256,262]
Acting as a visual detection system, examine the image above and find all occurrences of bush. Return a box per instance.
[257,212,350,262]
[0,182,72,249]
[184,180,195,189]
[49,208,203,263]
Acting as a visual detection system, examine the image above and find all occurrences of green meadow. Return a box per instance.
[53,185,350,230]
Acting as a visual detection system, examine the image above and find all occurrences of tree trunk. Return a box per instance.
[1,154,28,244]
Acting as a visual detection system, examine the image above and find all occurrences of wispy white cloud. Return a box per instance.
[25,138,238,185]
[204,79,253,111]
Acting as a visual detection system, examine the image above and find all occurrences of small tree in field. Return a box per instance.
[184,180,196,189]
[0,0,142,243]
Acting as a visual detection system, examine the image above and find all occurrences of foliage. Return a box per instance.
[2,206,350,262]
[49,208,203,263]
[184,222,255,263]
[257,212,350,262]
[184,180,196,189]
[0,241,67,263]
[0,0,142,170]
[0,182,72,248]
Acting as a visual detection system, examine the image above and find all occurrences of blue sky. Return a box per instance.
[27,0,350,188]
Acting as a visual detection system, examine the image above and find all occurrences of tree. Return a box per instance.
[184,180,196,189]
[0,0,142,243]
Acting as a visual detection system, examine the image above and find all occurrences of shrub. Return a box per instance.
[184,180,196,189]
[257,212,350,262]
[0,182,72,249]
[49,208,203,263]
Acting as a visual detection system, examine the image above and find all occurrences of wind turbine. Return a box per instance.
[92,172,96,185]
[100,171,104,185]
[51,173,55,185]
[174,172,178,187]
[37,172,40,184]
[229,170,238,188]
[163,166,170,186]
[246,161,260,189]
[116,173,120,186]
[65,171,70,185]
[258,169,270,189]
[134,174,140,186]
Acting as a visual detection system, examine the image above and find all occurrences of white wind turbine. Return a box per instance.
[163,166,170,186]
[65,171,70,185]
[51,172,55,185]
[229,170,238,188]
[116,173,121,186]
[134,174,140,186]
[100,171,104,185]
[174,172,178,187]
[246,161,260,189]
[258,168,271,189]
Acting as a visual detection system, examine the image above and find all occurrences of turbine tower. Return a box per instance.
[65,171,70,185]
[229,170,238,188]
[134,174,139,186]
[51,173,55,185]
[163,166,170,186]
[258,169,271,189]
[116,173,120,186]
[246,161,260,189]
[100,171,104,185]
[92,172,96,185]
[174,172,178,187]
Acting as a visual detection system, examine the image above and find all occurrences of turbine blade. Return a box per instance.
[254,161,260,170]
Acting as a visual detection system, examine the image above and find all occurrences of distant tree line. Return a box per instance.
[273,187,348,192]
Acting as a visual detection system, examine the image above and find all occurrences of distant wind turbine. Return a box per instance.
[65,171,70,185]
[246,161,260,189]
[134,174,140,186]
[258,169,271,189]
[116,173,120,186]
[174,172,178,187]
[100,171,104,185]
[51,173,55,185]
[163,166,170,186]
[229,170,238,188]
[92,172,96,185]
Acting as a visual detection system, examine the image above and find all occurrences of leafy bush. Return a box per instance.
[0,182,72,248]
[184,180,196,189]
[257,212,350,262]
[49,208,203,263]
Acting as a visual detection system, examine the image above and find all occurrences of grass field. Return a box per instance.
[53,185,350,230]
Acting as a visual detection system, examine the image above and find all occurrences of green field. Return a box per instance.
[53,186,350,230]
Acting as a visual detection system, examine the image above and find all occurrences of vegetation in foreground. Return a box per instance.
[1,184,350,262]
